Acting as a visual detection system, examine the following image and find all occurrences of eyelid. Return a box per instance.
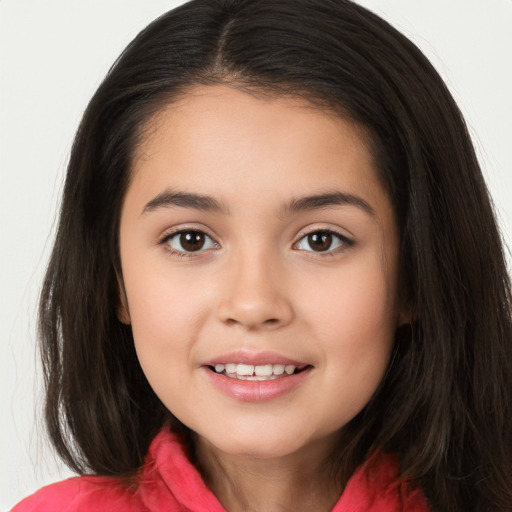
[158,225,220,257]
[293,226,354,253]
[294,222,355,239]
[156,223,353,258]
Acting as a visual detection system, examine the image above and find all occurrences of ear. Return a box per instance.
[116,274,131,325]
[397,300,417,327]
[398,310,411,328]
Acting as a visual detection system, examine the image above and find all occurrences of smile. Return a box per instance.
[209,363,309,381]
[202,351,313,401]
[204,358,313,402]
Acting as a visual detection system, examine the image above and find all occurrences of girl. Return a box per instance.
[12,0,512,510]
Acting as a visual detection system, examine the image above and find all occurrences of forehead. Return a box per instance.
[137,84,374,152]
[128,84,387,215]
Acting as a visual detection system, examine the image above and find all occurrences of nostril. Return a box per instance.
[223,317,281,327]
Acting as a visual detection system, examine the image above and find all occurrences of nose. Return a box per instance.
[216,248,294,331]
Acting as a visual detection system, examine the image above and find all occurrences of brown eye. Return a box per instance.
[180,231,205,251]
[165,230,217,253]
[295,230,351,253]
[307,232,333,252]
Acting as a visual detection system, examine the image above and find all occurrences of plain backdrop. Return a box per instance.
[1,1,511,509]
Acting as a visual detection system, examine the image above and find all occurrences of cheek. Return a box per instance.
[125,275,206,412]
[305,252,398,337]
[123,266,209,373]
[301,254,397,396]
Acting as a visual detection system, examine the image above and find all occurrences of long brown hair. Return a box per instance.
[39,1,512,510]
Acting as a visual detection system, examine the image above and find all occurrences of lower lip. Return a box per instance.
[203,367,312,402]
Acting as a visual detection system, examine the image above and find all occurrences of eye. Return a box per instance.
[295,230,352,253]
[163,230,217,253]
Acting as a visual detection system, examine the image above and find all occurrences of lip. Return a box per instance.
[202,349,306,367]
[201,350,313,402]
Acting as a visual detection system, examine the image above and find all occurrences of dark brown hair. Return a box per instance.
[39,1,512,510]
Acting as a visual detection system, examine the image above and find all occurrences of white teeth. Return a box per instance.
[273,364,285,375]
[213,363,299,378]
[284,365,296,375]
[254,364,273,376]
[225,363,237,374]
[236,364,254,376]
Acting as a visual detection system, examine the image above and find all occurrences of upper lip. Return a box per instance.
[202,350,309,367]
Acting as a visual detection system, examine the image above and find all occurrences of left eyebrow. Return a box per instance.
[282,191,376,217]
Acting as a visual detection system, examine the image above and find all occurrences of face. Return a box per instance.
[118,85,402,461]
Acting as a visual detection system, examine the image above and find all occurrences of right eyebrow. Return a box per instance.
[141,190,228,215]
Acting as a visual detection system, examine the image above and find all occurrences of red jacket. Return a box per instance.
[13,428,429,511]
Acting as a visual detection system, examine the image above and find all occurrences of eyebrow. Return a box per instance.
[142,190,228,215]
[142,189,375,217]
[283,191,375,217]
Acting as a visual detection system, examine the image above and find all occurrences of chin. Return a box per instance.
[214,439,301,460]
[193,421,324,461]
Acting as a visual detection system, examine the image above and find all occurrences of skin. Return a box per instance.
[118,84,403,512]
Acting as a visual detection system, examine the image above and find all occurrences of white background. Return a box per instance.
[1,1,511,509]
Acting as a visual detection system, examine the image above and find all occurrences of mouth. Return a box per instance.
[203,353,313,401]
[208,363,311,381]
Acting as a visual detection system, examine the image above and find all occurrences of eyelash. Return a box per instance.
[159,229,219,259]
[158,228,354,258]
[294,229,354,255]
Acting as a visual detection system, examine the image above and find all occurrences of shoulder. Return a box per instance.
[334,452,430,512]
[10,427,220,512]
[11,475,146,512]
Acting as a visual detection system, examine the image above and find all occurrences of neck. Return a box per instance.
[194,434,343,512]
